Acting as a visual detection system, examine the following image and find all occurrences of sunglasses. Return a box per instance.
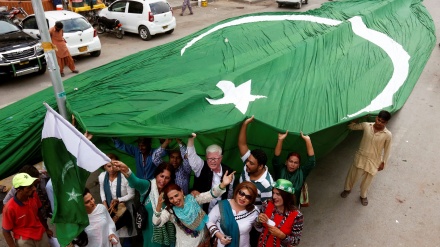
[238,190,252,200]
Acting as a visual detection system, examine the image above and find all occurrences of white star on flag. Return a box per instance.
[206,79,266,114]
[66,188,82,203]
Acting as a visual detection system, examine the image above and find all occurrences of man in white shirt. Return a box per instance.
[187,133,235,213]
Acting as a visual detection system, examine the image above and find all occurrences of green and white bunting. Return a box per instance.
[41,103,110,246]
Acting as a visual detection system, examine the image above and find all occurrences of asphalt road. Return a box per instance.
[1,0,439,246]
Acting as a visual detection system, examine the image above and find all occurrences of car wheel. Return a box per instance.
[304,0,308,3]
[139,26,151,41]
[90,50,101,57]
[296,1,302,9]
[97,24,105,34]
[165,28,174,35]
[278,2,282,7]
[36,63,47,75]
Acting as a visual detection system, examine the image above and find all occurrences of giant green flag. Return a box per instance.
[65,0,436,169]
[0,0,436,177]
[41,103,110,246]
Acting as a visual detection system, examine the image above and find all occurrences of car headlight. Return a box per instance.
[35,43,44,53]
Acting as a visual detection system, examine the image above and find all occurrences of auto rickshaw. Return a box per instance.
[68,0,105,25]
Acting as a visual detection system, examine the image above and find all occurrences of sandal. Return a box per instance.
[360,197,368,206]
[340,190,351,198]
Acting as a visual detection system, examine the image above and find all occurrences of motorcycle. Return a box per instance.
[96,16,123,39]
[0,7,28,25]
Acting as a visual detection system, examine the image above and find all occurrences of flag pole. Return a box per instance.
[31,0,68,119]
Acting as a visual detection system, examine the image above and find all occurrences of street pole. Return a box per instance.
[30,0,68,119]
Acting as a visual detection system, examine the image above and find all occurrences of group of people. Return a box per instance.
[87,115,315,247]
[1,110,393,247]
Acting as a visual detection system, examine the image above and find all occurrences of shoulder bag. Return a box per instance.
[133,181,152,230]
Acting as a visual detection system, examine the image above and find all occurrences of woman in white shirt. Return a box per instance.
[98,154,136,246]
[206,181,259,247]
[83,188,121,247]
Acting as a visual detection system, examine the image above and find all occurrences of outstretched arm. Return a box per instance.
[238,116,254,156]
[195,171,236,204]
[112,138,138,156]
[152,139,170,165]
[113,161,151,195]
[301,131,314,156]
[274,131,288,156]
[220,170,236,189]
[177,140,192,175]
[186,133,204,177]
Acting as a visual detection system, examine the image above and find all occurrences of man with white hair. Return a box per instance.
[187,133,234,213]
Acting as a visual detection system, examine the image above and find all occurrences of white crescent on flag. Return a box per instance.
[182,14,410,119]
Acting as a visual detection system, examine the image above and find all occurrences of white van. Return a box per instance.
[99,0,176,40]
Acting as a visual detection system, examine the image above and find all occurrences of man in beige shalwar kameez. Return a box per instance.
[49,21,78,77]
[340,110,392,206]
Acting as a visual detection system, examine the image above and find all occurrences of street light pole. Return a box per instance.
[30,0,68,119]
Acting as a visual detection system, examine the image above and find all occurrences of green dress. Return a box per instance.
[272,155,316,203]
[126,173,170,247]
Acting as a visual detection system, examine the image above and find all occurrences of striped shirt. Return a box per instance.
[240,150,274,211]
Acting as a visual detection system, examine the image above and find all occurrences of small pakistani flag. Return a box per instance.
[41,103,110,246]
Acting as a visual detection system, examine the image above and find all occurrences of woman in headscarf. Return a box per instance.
[206,181,259,247]
[256,179,304,247]
[112,160,176,247]
[98,154,136,247]
[272,131,315,204]
[152,170,235,247]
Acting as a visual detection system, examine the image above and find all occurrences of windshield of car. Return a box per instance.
[0,20,20,35]
[149,2,170,15]
[61,17,91,32]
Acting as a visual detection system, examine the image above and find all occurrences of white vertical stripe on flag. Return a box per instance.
[41,103,110,172]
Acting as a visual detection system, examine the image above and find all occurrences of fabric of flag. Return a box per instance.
[41,103,111,246]
[0,0,436,178]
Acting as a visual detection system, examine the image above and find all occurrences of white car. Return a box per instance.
[99,0,176,41]
[20,11,102,57]
[276,0,308,9]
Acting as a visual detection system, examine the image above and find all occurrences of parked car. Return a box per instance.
[0,20,46,78]
[20,11,102,57]
[99,0,176,41]
[276,0,308,9]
